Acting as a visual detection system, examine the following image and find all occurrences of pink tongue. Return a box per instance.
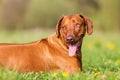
[69,45,77,56]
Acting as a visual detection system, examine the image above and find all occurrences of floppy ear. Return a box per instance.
[56,17,64,38]
[80,14,93,35]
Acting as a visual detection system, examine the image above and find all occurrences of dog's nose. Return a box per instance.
[66,35,74,43]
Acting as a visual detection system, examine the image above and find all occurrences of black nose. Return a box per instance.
[66,35,74,43]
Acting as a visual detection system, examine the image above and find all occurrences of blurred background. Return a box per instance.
[0,0,119,31]
[0,0,120,78]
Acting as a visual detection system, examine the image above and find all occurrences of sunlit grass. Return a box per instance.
[0,30,120,80]
[0,29,54,43]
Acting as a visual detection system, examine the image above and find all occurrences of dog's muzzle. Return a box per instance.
[66,35,75,44]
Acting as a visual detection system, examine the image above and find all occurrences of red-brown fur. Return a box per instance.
[0,14,93,73]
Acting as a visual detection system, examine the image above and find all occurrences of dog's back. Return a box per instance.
[0,38,58,72]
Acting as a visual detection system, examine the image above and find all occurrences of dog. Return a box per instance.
[0,14,93,74]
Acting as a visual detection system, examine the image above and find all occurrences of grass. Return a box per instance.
[0,30,120,80]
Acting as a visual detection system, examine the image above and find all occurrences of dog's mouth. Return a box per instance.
[68,36,83,57]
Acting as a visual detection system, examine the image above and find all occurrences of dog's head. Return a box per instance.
[56,14,93,56]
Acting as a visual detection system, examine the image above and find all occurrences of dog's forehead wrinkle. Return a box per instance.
[68,15,74,19]
[64,15,75,19]
[65,15,83,23]
[62,18,74,25]
[63,19,70,25]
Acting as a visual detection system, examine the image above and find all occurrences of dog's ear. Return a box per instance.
[79,14,93,35]
[56,17,64,38]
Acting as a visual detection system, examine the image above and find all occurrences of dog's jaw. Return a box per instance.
[58,34,83,57]
[68,37,83,56]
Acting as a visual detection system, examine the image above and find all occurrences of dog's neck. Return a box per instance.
[48,33,84,56]
[48,33,68,51]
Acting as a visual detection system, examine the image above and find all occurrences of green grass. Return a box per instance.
[0,30,120,80]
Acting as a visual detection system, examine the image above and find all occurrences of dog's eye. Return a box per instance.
[75,23,81,27]
[61,26,66,30]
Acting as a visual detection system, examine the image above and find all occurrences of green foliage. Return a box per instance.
[92,0,120,31]
[25,0,78,28]
[0,0,80,29]
[0,30,120,80]
[0,0,119,30]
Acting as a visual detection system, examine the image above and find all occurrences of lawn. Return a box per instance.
[0,30,119,80]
